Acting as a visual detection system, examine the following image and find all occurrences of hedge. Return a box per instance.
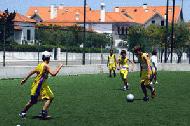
[0,44,110,53]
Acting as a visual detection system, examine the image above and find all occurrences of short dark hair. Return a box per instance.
[152,50,157,55]
[121,50,126,55]
[42,55,50,61]
[134,47,141,53]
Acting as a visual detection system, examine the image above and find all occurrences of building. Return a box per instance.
[26,3,183,47]
[13,13,36,44]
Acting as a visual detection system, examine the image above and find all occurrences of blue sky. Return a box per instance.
[0,0,189,21]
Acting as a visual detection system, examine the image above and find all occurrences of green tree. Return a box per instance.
[127,25,147,52]
[0,9,16,46]
[173,23,190,63]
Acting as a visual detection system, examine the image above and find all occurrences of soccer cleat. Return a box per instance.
[151,89,156,98]
[123,85,129,91]
[19,112,26,118]
[40,110,48,119]
[143,96,149,102]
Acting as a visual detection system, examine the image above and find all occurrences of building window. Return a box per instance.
[121,27,125,35]
[152,20,155,24]
[161,20,165,26]
[27,29,31,41]
[125,27,128,35]
[117,27,120,34]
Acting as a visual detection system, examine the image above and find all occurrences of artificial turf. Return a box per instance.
[0,71,189,126]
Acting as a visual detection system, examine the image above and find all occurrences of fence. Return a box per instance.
[0,50,190,67]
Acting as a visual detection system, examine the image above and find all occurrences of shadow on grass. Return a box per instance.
[31,115,54,120]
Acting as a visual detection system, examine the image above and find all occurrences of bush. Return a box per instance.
[0,44,109,53]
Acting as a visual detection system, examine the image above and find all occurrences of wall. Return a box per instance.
[0,63,190,79]
[14,22,36,44]
[144,14,163,27]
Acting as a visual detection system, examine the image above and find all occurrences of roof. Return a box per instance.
[14,13,36,23]
[25,5,182,26]
[26,6,134,26]
[0,10,36,23]
[116,6,181,24]
[26,6,91,21]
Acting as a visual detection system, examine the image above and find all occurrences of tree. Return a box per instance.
[36,25,110,49]
[127,25,147,52]
[0,9,16,46]
[173,23,190,63]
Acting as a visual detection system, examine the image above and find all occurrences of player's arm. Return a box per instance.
[129,59,135,71]
[107,57,109,67]
[21,69,39,85]
[117,59,121,70]
[114,55,117,67]
[144,57,151,79]
[46,64,63,77]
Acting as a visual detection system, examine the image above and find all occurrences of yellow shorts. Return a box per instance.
[108,63,116,71]
[140,70,151,85]
[31,82,54,101]
[120,69,128,80]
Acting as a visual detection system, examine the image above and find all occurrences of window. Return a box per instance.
[152,20,155,24]
[126,27,128,35]
[121,27,125,35]
[117,27,120,34]
[27,29,31,41]
[161,20,165,26]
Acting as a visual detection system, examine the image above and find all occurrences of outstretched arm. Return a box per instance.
[21,69,39,85]
[47,64,63,77]
[129,59,135,71]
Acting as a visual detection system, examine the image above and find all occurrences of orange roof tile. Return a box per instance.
[26,6,91,21]
[106,12,134,23]
[0,11,36,23]
[117,6,181,24]
[14,13,36,23]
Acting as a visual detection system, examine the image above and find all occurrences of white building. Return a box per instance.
[13,13,36,44]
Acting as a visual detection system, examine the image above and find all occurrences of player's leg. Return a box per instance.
[109,69,112,77]
[141,82,149,101]
[19,96,37,118]
[154,67,158,84]
[123,70,129,90]
[113,70,116,77]
[140,71,149,101]
[146,82,156,98]
[41,98,53,118]
[113,66,116,77]
[40,86,54,118]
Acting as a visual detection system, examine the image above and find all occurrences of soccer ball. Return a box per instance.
[126,94,134,102]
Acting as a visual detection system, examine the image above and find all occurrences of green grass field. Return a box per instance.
[0,71,190,126]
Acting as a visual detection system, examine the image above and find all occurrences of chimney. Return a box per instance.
[50,4,57,19]
[100,2,105,22]
[75,12,80,21]
[58,4,64,10]
[143,3,148,10]
[115,7,119,12]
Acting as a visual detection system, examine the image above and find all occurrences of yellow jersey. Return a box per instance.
[31,62,49,96]
[108,54,116,64]
[140,53,151,71]
[118,56,129,70]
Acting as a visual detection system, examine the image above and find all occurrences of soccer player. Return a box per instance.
[107,49,117,77]
[117,50,134,91]
[151,50,158,84]
[19,51,63,119]
[134,47,156,101]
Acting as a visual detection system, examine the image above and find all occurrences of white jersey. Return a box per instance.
[151,55,158,68]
